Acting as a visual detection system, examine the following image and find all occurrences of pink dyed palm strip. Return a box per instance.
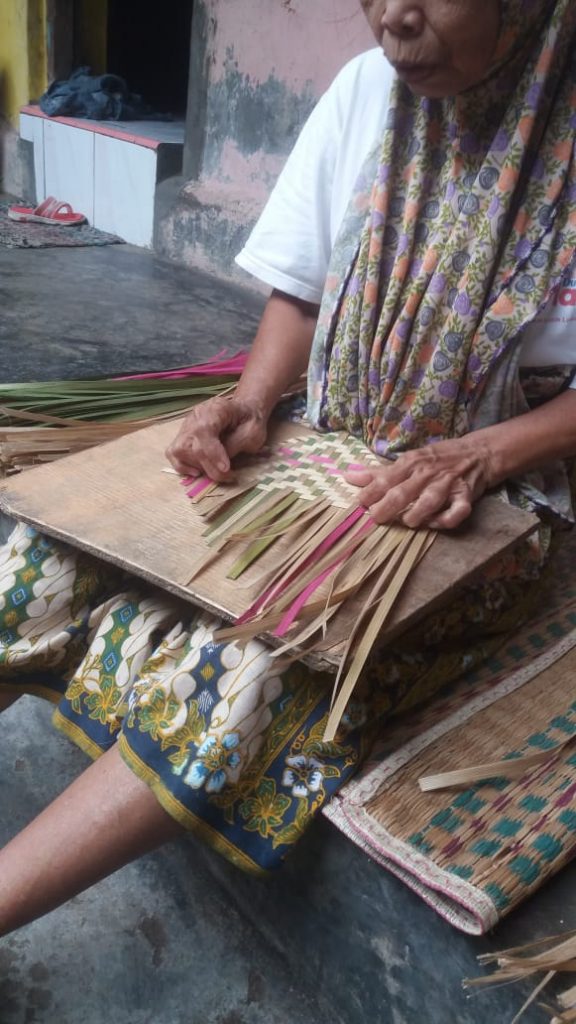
[115,350,248,381]
[236,507,366,626]
[182,476,213,499]
[272,516,375,636]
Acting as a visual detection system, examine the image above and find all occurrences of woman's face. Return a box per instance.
[361,0,501,97]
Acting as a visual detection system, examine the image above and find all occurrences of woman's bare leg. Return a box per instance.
[0,744,184,937]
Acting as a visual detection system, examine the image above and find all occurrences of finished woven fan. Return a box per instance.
[178,429,436,740]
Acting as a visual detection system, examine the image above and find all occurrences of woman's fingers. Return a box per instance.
[345,459,476,529]
[344,468,375,487]
[225,418,267,460]
[165,397,269,481]
[354,470,425,522]
[167,436,231,481]
[399,474,462,528]
[165,399,235,480]
[166,425,231,480]
[426,492,473,530]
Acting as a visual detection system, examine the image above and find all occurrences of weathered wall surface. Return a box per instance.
[0,0,47,196]
[0,0,47,124]
[186,0,373,195]
[158,0,374,282]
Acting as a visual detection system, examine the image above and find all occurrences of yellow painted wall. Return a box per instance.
[0,0,47,124]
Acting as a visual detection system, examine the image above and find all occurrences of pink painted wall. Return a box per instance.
[169,0,375,280]
[209,0,374,92]
[191,0,374,197]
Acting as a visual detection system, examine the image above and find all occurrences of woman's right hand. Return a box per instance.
[165,395,268,481]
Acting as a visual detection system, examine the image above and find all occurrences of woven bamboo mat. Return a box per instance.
[326,528,576,935]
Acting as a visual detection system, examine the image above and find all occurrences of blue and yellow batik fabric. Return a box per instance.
[0,522,538,874]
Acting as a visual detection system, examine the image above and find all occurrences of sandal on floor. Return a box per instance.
[7,196,87,226]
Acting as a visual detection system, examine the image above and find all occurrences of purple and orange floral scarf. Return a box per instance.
[308,0,576,476]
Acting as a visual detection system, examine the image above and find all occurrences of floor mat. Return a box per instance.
[0,201,123,248]
[327,528,576,934]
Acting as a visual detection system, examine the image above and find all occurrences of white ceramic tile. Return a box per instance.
[43,120,95,222]
[96,119,185,145]
[94,134,157,246]
[19,113,45,202]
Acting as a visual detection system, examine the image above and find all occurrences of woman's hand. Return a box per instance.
[166,289,319,482]
[165,395,268,481]
[344,435,495,530]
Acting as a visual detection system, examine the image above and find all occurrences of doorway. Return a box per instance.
[106,0,194,116]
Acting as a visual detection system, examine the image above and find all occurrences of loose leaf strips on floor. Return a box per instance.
[180,431,435,741]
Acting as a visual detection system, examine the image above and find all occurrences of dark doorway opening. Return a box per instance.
[106,0,194,116]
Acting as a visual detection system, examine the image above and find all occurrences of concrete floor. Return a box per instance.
[0,242,574,1024]
[0,244,264,381]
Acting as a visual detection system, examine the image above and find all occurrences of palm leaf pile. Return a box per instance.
[0,352,249,475]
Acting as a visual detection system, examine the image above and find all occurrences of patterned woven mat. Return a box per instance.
[251,432,381,508]
[326,528,576,934]
[0,201,123,248]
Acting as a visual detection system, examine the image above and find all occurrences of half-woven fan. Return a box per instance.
[180,427,436,740]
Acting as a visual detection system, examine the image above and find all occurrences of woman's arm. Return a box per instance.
[233,290,319,417]
[345,389,576,530]
[479,387,576,484]
[165,289,319,480]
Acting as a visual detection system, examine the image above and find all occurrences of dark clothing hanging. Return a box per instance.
[39,67,168,121]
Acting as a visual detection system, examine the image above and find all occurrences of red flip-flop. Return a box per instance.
[8,196,86,226]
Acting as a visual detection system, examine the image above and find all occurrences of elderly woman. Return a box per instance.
[0,0,575,936]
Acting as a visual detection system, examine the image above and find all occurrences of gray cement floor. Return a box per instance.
[0,242,575,1024]
[0,699,326,1024]
[0,244,264,381]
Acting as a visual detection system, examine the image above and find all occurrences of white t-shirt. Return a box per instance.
[236,48,576,382]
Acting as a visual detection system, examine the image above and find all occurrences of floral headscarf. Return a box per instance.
[308,0,576,459]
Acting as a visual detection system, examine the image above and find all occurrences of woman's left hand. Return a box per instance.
[344,435,495,530]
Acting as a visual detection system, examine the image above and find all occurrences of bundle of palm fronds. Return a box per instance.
[0,352,250,475]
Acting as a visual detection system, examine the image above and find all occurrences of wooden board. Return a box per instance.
[0,418,539,672]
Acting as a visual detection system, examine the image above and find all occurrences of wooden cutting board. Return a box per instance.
[0,418,539,671]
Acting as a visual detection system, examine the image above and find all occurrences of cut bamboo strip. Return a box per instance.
[467,933,576,989]
[509,971,557,1024]
[203,488,292,546]
[418,736,575,792]
[239,506,355,617]
[323,529,435,742]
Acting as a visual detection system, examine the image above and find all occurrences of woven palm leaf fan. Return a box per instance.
[176,427,436,741]
[0,352,253,475]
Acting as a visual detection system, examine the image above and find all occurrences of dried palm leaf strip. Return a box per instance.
[227,500,328,579]
[551,983,576,1022]
[419,732,576,792]
[183,490,296,583]
[323,529,435,742]
[465,932,576,1023]
[182,430,437,738]
[0,353,300,473]
[469,937,576,1007]
[269,524,394,656]
[212,507,371,641]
